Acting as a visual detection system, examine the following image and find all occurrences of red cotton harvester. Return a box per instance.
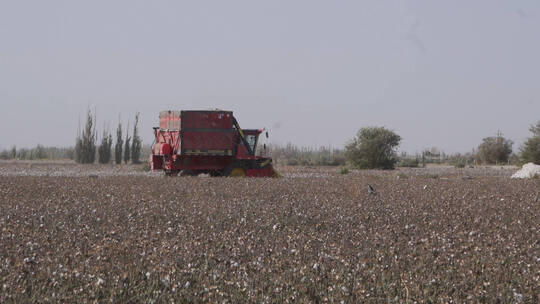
[150,110,279,177]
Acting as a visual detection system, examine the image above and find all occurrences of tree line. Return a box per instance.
[0,110,144,163]
[2,114,538,170]
[74,110,142,164]
[0,145,74,160]
[342,120,540,169]
[264,120,540,169]
[266,143,346,166]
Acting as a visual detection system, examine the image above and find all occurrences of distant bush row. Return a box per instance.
[0,145,74,161]
[266,143,346,166]
[278,121,539,170]
[0,144,152,163]
[3,119,538,170]
[396,122,539,168]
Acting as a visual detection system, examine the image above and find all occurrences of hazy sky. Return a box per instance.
[1,1,539,153]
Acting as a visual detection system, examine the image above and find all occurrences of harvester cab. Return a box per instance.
[150,110,279,177]
[235,129,260,157]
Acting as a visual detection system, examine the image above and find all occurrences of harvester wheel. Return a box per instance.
[180,170,199,177]
[224,163,246,177]
[209,170,223,177]
[165,170,180,177]
[229,168,246,177]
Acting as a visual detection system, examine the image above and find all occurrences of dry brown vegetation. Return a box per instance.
[0,164,538,303]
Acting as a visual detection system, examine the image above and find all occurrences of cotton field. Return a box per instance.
[0,163,538,303]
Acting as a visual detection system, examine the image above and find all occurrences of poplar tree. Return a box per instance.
[115,121,123,164]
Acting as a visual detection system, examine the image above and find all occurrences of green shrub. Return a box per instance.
[340,167,350,175]
[286,159,299,166]
[139,162,151,172]
[299,159,311,166]
[451,157,467,168]
[520,121,540,164]
[398,158,419,168]
[454,161,466,168]
[268,143,345,167]
[475,133,513,164]
[345,127,401,170]
[329,155,346,166]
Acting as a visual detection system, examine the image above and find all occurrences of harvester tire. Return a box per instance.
[180,170,199,177]
[165,170,180,177]
[209,170,223,177]
[224,163,246,177]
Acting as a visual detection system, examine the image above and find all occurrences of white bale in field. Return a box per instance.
[511,162,540,179]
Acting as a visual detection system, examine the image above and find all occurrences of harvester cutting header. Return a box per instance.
[150,110,278,177]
